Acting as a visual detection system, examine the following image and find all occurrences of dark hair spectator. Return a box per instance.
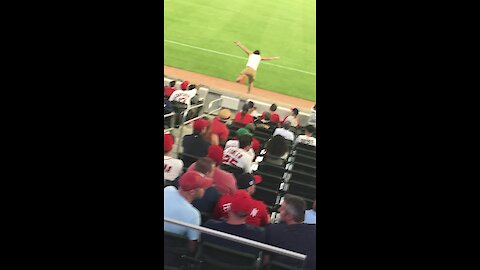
[266,135,288,157]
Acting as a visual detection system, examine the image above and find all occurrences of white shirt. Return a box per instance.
[295,135,316,147]
[224,139,255,160]
[164,156,184,181]
[246,54,262,70]
[284,115,299,127]
[273,128,295,141]
[223,147,254,173]
[168,89,197,105]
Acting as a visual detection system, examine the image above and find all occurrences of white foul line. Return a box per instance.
[164,39,316,76]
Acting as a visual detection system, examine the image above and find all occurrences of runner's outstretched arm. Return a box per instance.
[234,41,252,55]
[261,56,280,61]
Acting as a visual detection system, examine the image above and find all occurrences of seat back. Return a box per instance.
[286,181,316,201]
[220,164,245,178]
[164,231,190,267]
[178,152,202,169]
[195,242,261,270]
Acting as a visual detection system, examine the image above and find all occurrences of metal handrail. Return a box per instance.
[206,97,223,114]
[164,217,307,261]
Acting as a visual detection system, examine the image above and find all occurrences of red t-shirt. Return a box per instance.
[210,117,229,141]
[164,86,176,97]
[234,112,254,125]
[261,111,280,123]
[213,193,270,227]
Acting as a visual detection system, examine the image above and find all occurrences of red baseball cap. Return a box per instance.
[164,134,174,152]
[179,171,213,191]
[193,118,209,133]
[230,190,253,215]
[181,81,190,90]
[207,145,224,165]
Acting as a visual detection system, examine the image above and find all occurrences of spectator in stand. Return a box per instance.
[182,118,211,157]
[223,135,254,173]
[213,173,270,227]
[263,195,316,269]
[308,103,316,128]
[225,128,256,158]
[210,108,231,146]
[164,170,213,252]
[255,111,276,131]
[168,81,200,126]
[263,135,289,166]
[187,145,238,195]
[203,190,265,255]
[233,103,255,126]
[304,199,316,225]
[273,121,295,141]
[260,103,281,123]
[164,133,184,185]
[164,80,176,98]
[282,108,300,128]
[295,125,316,147]
[169,81,198,106]
[164,97,173,115]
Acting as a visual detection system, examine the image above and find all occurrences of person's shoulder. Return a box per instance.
[203,219,224,228]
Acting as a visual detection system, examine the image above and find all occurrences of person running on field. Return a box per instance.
[234,41,280,94]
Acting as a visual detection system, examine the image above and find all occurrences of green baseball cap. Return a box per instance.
[236,128,253,137]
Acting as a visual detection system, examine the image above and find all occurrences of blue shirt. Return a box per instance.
[164,186,201,240]
[304,209,316,224]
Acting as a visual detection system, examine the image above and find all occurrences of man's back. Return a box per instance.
[295,135,316,147]
[164,186,201,240]
[265,223,316,269]
[202,220,265,255]
[182,134,211,157]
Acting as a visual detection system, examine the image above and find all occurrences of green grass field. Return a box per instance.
[164,0,316,101]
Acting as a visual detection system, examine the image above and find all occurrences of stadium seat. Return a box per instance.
[268,260,305,270]
[164,231,191,268]
[288,169,316,186]
[294,143,315,154]
[292,152,315,166]
[219,164,245,179]
[252,186,280,212]
[177,152,202,170]
[194,242,262,270]
[285,180,316,201]
[290,161,316,175]
[257,162,286,178]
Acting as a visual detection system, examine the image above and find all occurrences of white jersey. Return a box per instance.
[168,89,197,105]
[273,128,295,141]
[295,135,316,147]
[164,156,184,181]
[284,115,299,127]
[224,139,255,160]
[222,147,254,173]
[246,54,262,70]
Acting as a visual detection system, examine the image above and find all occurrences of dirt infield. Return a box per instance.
[164,66,315,112]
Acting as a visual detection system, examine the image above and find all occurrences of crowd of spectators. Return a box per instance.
[164,82,317,269]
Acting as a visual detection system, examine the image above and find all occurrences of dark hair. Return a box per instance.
[240,103,249,119]
[195,157,215,175]
[238,135,253,149]
[292,108,299,116]
[282,121,291,129]
[247,101,254,109]
[270,104,277,111]
[305,125,315,134]
[253,50,260,55]
[313,104,316,110]
[266,135,288,157]
[283,194,306,222]
[188,84,196,90]
[169,81,176,87]
[263,111,271,121]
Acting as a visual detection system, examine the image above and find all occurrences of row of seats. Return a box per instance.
[165,231,305,270]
